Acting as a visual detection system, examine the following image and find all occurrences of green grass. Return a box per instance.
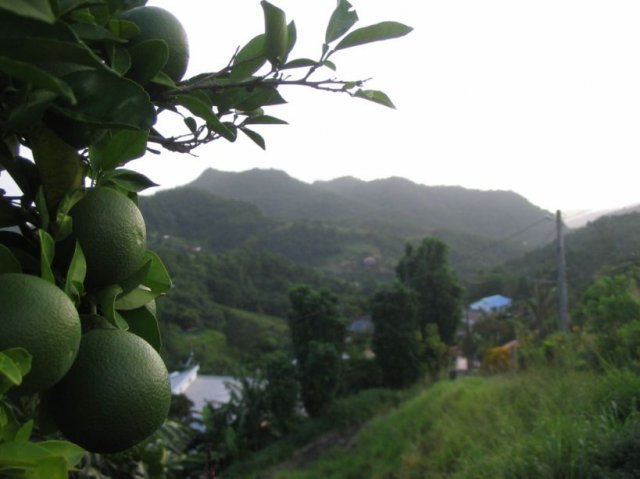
[251,368,640,479]
[222,388,413,479]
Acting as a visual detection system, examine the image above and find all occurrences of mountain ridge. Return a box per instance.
[188,168,554,245]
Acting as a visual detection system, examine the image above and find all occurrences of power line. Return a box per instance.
[454,215,554,266]
[396,215,555,284]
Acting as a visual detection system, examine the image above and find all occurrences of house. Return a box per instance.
[170,364,240,413]
[465,294,512,327]
[347,315,373,335]
[469,294,512,314]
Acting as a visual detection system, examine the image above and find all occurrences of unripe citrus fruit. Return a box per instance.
[0,273,80,394]
[120,6,190,81]
[70,187,146,288]
[47,328,171,453]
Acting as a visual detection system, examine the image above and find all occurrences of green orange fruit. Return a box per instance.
[0,273,81,394]
[120,6,190,81]
[70,187,146,288]
[47,328,171,453]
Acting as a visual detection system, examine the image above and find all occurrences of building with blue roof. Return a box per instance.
[469,294,512,314]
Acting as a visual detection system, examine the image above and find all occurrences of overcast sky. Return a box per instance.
[4,1,640,213]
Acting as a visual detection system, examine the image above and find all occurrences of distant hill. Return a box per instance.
[565,203,640,228]
[189,168,555,247]
[142,169,559,282]
[140,187,274,251]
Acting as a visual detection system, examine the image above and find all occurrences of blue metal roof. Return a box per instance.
[469,294,512,313]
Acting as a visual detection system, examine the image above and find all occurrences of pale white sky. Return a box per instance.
[3,1,640,213]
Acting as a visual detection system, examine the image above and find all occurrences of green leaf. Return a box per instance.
[0,9,69,41]
[0,348,31,393]
[34,456,68,478]
[97,285,129,330]
[0,404,16,440]
[64,241,86,305]
[261,0,288,66]
[322,60,337,71]
[127,39,169,85]
[120,303,161,352]
[56,69,155,130]
[109,18,141,40]
[89,130,149,172]
[115,285,156,310]
[0,0,55,23]
[54,188,84,218]
[335,21,413,51]
[280,58,318,70]
[118,259,151,295]
[231,34,266,81]
[0,57,75,103]
[15,420,33,442]
[239,126,266,150]
[61,0,104,16]
[3,348,32,376]
[29,126,84,210]
[38,440,85,468]
[235,87,286,112]
[150,71,176,88]
[98,169,157,193]
[71,22,123,43]
[244,115,288,125]
[325,0,358,43]
[6,90,57,134]
[0,440,73,476]
[108,44,131,75]
[38,229,55,283]
[35,186,49,231]
[0,37,107,70]
[0,244,22,274]
[141,250,172,294]
[286,20,297,56]
[354,89,396,108]
[0,353,24,389]
[176,93,235,141]
[184,117,197,133]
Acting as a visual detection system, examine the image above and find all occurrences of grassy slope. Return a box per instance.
[247,368,640,479]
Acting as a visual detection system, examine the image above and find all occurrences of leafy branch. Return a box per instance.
[146,0,412,153]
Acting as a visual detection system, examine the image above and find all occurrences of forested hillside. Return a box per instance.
[189,168,554,246]
[151,243,359,373]
[142,170,558,283]
[505,212,640,293]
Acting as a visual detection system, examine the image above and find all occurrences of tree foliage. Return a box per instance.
[371,282,421,388]
[288,285,346,416]
[396,237,463,345]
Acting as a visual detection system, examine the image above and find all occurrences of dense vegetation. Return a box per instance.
[152,243,360,373]
[252,368,640,478]
[140,169,563,289]
[189,168,554,246]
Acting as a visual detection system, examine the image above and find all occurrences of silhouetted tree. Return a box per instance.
[396,238,463,345]
[371,282,421,388]
[288,285,345,416]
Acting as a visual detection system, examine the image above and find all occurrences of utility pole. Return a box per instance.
[556,210,569,332]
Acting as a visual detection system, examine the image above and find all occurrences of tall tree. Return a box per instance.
[288,285,345,416]
[396,238,463,345]
[371,282,421,388]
